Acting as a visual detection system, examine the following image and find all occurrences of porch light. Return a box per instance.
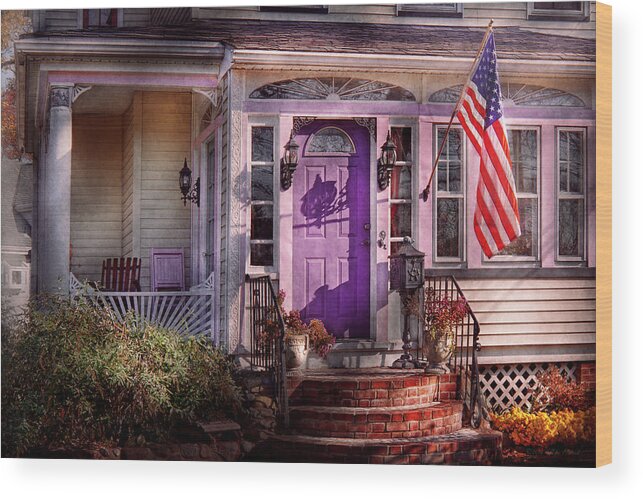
[280,130,300,190]
[179,158,200,207]
[377,131,397,190]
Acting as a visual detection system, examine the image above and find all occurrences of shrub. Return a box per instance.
[529,366,590,412]
[1,295,242,457]
[491,406,596,449]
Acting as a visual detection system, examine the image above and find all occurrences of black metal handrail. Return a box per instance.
[246,274,289,428]
[419,274,488,427]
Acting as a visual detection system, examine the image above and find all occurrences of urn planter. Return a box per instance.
[285,334,309,370]
[423,327,454,375]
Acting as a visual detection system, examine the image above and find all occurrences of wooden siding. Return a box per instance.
[458,278,596,364]
[71,115,123,283]
[195,2,596,39]
[139,92,192,290]
[122,8,151,27]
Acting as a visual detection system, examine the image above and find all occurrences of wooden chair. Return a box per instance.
[101,257,141,292]
[150,248,185,292]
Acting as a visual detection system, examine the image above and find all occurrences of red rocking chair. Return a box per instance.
[101,257,141,292]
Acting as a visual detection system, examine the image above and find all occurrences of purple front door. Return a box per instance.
[292,120,371,339]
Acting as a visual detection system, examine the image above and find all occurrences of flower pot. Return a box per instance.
[422,327,454,375]
[285,334,309,370]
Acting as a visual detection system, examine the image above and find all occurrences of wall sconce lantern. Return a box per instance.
[280,130,300,190]
[179,158,200,207]
[377,131,397,190]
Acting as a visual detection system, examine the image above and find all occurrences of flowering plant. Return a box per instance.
[259,290,335,359]
[423,288,468,347]
[528,366,590,413]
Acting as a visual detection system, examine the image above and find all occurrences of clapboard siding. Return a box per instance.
[71,115,123,284]
[43,10,78,30]
[139,91,192,290]
[194,2,596,39]
[122,8,151,27]
[458,277,596,365]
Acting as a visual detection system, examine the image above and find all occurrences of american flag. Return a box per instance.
[456,31,521,258]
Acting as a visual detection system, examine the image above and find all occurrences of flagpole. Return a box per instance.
[421,19,495,202]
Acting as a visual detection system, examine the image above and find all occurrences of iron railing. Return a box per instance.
[246,274,289,428]
[419,274,488,427]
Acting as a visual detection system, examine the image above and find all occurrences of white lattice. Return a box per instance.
[479,363,578,411]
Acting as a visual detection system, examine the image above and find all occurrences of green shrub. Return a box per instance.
[1,294,242,457]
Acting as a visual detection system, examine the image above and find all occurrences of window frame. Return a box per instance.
[247,118,279,273]
[527,2,590,21]
[397,3,463,18]
[389,121,418,257]
[556,126,587,263]
[484,125,541,264]
[433,124,467,264]
[79,9,122,28]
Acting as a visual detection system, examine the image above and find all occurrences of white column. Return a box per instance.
[40,85,73,294]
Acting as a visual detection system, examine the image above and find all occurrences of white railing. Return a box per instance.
[70,272,219,345]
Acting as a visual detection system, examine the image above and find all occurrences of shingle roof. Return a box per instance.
[27,20,595,61]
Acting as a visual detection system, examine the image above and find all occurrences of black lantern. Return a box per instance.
[179,158,200,207]
[389,237,425,369]
[377,131,397,190]
[280,130,300,190]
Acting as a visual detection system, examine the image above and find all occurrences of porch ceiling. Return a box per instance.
[72,86,192,115]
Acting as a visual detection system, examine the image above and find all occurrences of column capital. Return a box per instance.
[49,85,72,109]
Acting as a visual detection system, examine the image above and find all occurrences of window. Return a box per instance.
[557,128,586,261]
[260,5,328,14]
[434,126,465,261]
[250,126,276,268]
[205,139,217,276]
[527,2,590,21]
[493,128,540,260]
[390,127,414,256]
[82,9,118,28]
[397,3,463,18]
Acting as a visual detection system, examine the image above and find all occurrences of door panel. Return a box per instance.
[292,120,370,339]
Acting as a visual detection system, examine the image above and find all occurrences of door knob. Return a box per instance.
[363,223,371,231]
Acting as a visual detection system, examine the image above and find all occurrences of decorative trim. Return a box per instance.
[353,117,376,139]
[250,77,416,101]
[190,271,215,290]
[193,87,219,109]
[72,85,92,103]
[50,86,71,108]
[429,83,586,107]
[69,272,84,296]
[226,71,244,353]
[293,116,316,135]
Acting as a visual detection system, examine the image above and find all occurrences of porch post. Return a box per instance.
[40,85,73,294]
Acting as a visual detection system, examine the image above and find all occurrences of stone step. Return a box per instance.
[287,369,457,408]
[289,401,463,439]
[246,428,502,465]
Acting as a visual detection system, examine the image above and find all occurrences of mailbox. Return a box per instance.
[389,237,425,291]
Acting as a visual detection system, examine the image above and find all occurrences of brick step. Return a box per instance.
[289,401,463,439]
[246,428,502,465]
[287,370,457,408]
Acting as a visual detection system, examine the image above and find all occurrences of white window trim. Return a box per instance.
[556,126,587,263]
[389,120,418,255]
[397,3,463,18]
[527,2,590,21]
[433,124,466,264]
[484,125,541,264]
[3,263,29,291]
[77,8,123,28]
[247,117,279,274]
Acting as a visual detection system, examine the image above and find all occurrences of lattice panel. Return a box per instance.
[479,363,578,412]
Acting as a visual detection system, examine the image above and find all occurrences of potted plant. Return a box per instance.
[262,290,336,370]
[422,288,468,374]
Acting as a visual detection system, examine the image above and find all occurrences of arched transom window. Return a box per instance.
[306,127,356,154]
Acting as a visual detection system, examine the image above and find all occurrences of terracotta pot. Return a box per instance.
[285,334,309,370]
[422,327,454,375]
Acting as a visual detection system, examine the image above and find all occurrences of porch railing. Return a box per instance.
[246,274,289,428]
[419,274,488,427]
[70,272,219,345]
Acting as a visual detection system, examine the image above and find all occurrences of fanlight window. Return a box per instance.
[307,127,356,154]
[429,84,585,107]
[250,77,416,102]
